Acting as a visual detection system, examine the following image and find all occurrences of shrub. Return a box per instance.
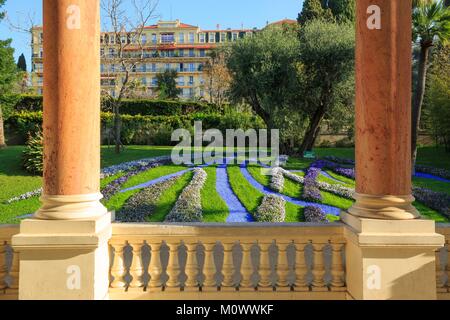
[304,206,328,223]
[302,167,322,202]
[254,194,286,222]
[413,187,450,218]
[270,167,285,192]
[165,168,207,222]
[22,131,44,175]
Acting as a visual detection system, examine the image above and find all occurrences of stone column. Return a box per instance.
[36,0,106,220]
[342,0,444,300]
[12,0,111,300]
[349,0,418,220]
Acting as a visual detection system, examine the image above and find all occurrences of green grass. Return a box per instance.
[104,165,186,212]
[201,167,229,222]
[413,177,450,195]
[228,166,303,222]
[325,170,356,187]
[147,171,193,222]
[414,201,449,222]
[100,146,172,167]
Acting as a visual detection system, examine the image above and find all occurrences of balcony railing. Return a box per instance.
[2,223,449,300]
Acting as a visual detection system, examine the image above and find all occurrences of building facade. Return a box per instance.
[31,20,256,99]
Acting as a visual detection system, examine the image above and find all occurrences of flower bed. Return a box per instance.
[316,181,355,199]
[101,156,171,178]
[415,166,450,180]
[302,167,322,203]
[311,159,355,179]
[323,156,355,166]
[116,176,179,222]
[304,206,328,223]
[270,167,285,192]
[165,168,207,222]
[5,188,43,204]
[413,187,450,218]
[254,194,286,222]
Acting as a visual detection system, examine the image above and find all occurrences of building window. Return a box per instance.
[100,48,105,57]
[199,49,205,57]
[37,77,43,85]
[161,33,175,43]
[188,63,195,72]
[189,88,194,97]
[39,33,44,44]
[179,33,184,43]
[152,33,157,44]
[220,32,227,42]
[109,48,116,58]
[189,76,194,85]
[179,49,184,57]
[178,76,185,86]
[111,64,116,72]
[40,50,44,58]
[165,63,170,71]
[152,77,157,86]
[199,33,205,43]
[109,34,115,44]
[141,34,147,44]
[209,33,216,43]
[142,77,147,85]
[189,33,195,43]
[151,63,157,72]
[121,35,127,44]
[189,49,195,57]
[101,64,105,73]
[232,32,238,41]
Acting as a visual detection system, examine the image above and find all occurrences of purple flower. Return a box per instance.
[304,206,328,223]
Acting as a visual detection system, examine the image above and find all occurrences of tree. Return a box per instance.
[298,0,334,25]
[297,20,355,154]
[17,53,26,71]
[155,69,181,100]
[0,0,5,21]
[226,25,308,153]
[0,39,20,148]
[412,0,450,169]
[101,0,158,154]
[203,48,231,108]
[327,0,356,23]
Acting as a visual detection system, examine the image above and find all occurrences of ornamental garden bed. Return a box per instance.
[1,146,449,224]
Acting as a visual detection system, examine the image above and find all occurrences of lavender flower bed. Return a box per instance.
[415,166,450,180]
[282,169,305,184]
[270,167,285,192]
[302,167,322,203]
[254,194,286,222]
[304,206,328,223]
[316,181,355,199]
[165,168,207,222]
[323,156,355,166]
[311,159,355,179]
[102,157,172,201]
[413,187,450,218]
[116,176,179,222]
[100,156,171,178]
[332,167,355,179]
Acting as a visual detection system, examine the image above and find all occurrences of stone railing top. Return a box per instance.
[0,224,20,242]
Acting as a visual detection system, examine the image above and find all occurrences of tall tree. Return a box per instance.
[327,0,356,22]
[203,48,231,108]
[297,20,355,154]
[0,39,19,148]
[101,0,158,154]
[155,69,181,100]
[412,0,450,169]
[298,0,334,24]
[0,0,5,21]
[17,53,27,71]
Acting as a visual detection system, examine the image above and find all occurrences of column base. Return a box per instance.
[348,193,420,220]
[34,193,107,220]
[12,212,112,300]
[342,211,444,300]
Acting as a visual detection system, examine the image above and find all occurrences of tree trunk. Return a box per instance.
[412,44,430,172]
[113,102,122,154]
[299,104,326,155]
[0,106,6,149]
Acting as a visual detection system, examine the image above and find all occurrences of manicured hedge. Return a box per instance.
[6,111,266,146]
[12,94,217,116]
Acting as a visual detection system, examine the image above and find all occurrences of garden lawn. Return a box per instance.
[104,164,186,212]
[146,172,193,222]
[229,166,303,222]
[201,167,229,223]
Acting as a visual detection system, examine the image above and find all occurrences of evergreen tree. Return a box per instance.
[156,70,181,100]
[298,0,334,25]
[17,53,27,71]
[327,0,356,22]
[0,0,5,21]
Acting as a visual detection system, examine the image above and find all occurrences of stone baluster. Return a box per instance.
[0,241,6,290]
[436,248,445,291]
[240,242,254,290]
[202,243,217,291]
[110,243,127,289]
[184,242,199,290]
[276,241,290,290]
[258,242,272,290]
[221,242,235,289]
[166,242,181,289]
[294,241,309,291]
[129,241,144,289]
[311,243,327,291]
[148,242,163,290]
[330,241,345,291]
[9,244,19,290]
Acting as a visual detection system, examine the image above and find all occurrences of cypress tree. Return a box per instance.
[17,53,27,72]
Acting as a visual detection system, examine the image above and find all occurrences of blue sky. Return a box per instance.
[0,0,303,69]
